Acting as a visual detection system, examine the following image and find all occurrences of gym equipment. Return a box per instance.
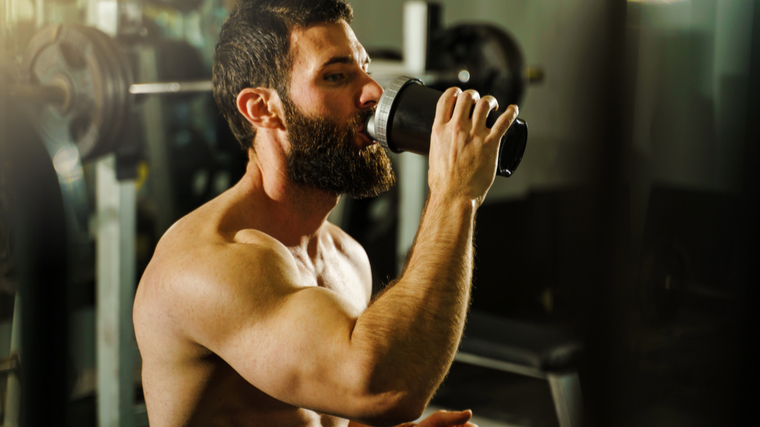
[18,24,134,160]
[12,22,538,164]
[428,24,541,107]
[14,24,211,162]
[14,24,95,284]
[365,76,528,178]
[457,311,583,427]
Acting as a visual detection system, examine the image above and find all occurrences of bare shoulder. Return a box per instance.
[134,216,301,353]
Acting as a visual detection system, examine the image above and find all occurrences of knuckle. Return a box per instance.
[484,95,498,105]
[444,87,461,99]
[438,88,460,107]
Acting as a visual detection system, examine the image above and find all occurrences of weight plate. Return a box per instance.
[77,25,134,158]
[20,24,132,160]
[428,24,526,107]
[19,25,101,278]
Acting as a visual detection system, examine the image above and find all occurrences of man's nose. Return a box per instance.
[358,74,383,109]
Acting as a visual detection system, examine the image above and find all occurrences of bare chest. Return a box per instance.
[290,249,369,310]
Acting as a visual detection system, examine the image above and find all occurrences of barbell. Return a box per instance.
[13,23,540,162]
[17,24,142,160]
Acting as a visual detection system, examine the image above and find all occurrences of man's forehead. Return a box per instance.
[289,21,368,69]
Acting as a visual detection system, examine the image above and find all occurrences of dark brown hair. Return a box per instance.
[212,0,353,150]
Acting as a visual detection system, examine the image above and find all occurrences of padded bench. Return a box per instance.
[456,311,584,427]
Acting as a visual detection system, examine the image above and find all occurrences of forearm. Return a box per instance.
[337,91,515,424]
[349,192,476,406]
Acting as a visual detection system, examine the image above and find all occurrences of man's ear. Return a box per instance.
[236,87,285,130]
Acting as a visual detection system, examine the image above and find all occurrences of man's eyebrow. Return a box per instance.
[320,55,371,69]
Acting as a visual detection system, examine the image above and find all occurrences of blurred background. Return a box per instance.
[0,0,757,426]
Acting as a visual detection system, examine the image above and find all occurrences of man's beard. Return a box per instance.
[282,95,395,199]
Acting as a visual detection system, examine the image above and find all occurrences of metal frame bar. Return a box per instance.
[88,8,149,425]
[96,155,136,427]
[396,1,432,274]
[548,372,583,427]
[455,351,548,380]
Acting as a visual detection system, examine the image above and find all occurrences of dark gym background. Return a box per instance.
[1,0,758,426]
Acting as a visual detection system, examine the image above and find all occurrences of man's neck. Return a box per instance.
[232,149,340,250]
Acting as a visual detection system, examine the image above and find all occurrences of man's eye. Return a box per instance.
[325,73,345,82]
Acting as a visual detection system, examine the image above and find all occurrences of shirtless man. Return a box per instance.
[133,0,518,425]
